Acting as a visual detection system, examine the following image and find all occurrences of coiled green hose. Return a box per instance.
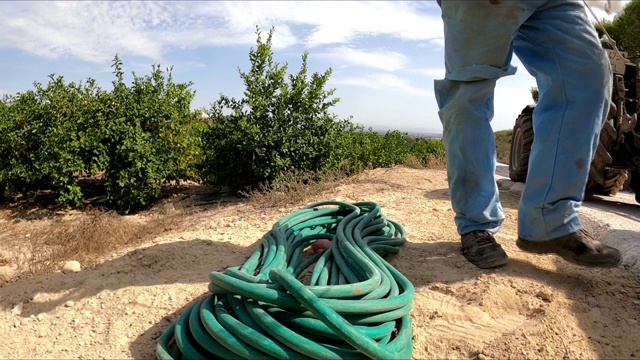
[156,200,415,359]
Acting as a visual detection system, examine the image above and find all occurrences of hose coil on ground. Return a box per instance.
[156,201,415,359]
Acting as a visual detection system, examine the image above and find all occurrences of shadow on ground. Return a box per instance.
[0,183,244,222]
[0,239,260,317]
[419,186,640,358]
[584,193,640,223]
[123,235,640,359]
[391,237,640,359]
[129,293,210,359]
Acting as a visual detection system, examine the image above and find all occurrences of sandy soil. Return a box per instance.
[1,167,639,359]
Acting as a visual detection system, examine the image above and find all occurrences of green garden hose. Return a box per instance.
[156,201,415,359]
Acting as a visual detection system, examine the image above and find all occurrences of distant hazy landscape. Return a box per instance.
[371,126,443,139]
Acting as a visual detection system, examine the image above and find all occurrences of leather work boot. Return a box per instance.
[516,229,621,268]
[461,231,508,269]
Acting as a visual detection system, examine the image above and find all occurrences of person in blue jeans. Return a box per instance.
[435,0,622,269]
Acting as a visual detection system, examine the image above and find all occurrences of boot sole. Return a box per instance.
[516,238,620,268]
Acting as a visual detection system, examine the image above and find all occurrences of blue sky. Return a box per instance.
[0,1,625,134]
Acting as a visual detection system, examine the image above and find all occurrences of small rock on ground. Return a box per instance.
[62,261,82,273]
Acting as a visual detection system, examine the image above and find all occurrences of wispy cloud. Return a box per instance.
[331,73,431,97]
[417,38,445,48]
[583,0,629,17]
[407,67,446,79]
[1,2,167,62]
[318,47,408,72]
[0,1,442,63]
[267,1,443,47]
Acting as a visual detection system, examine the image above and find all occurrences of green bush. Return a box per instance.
[335,126,445,174]
[0,27,447,212]
[102,56,198,213]
[0,56,200,213]
[0,75,108,206]
[199,27,446,191]
[200,27,348,189]
[408,136,445,162]
[597,0,640,62]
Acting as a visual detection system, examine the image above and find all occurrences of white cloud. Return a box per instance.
[0,1,442,63]
[317,47,408,72]
[408,67,446,79]
[1,2,167,62]
[492,76,537,131]
[583,0,629,16]
[214,1,442,47]
[0,1,297,63]
[331,73,431,97]
[430,38,445,47]
[271,1,443,47]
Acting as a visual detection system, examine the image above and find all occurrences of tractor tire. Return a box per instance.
[586,168,628,195]
[585,120,627,196]
[507,107,627,196]
[630,171,640,204]
[509,107,534,182]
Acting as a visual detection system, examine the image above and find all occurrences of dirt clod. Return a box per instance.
[536,290,553,303]
[0,266,17,283]
[62,261,82,273]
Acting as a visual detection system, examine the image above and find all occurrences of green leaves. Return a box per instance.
[200,26,349,190]
[199,26,445,191]
[102,57,198,213]
[0,73,107,207]
[597,0,640,61]
[0,28,446,213]
[0,55,200,213]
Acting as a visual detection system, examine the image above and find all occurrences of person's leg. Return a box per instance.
[436,79,504,234]
[435,0,541,268]
[512,0,620,266]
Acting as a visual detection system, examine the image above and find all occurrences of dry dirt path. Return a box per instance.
[496,162,640,278]
[1,167,639,359]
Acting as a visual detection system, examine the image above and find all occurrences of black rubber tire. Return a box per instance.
[630,172,640,204]
[585,120,627,196]
[507,107,628,196]
[586,168,628,196]
[509,107,534,182]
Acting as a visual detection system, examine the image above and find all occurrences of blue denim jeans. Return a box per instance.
[434,0,612,241]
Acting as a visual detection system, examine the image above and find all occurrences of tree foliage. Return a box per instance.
[530,87,539,104]
[334,125,444,175]
[102,56,199,213]
[0,75,108,206]
[0,56,201,213]
[597,0,640,61]
[0,28,445,213]
[200,27,348,189]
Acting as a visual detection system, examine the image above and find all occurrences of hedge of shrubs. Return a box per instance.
[0,28,443,213]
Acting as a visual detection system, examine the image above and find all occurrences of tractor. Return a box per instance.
[508,40,640,204]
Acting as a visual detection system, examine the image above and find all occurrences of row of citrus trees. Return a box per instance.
[0,28,444,214]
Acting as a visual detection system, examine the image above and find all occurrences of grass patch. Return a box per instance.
[245,168,352,209]
[404,153,446,170]
[248,152,447,209]
[4,208,186,279]
[494,129,513,165]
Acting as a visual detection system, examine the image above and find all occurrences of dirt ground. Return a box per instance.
[0,167,639,359]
